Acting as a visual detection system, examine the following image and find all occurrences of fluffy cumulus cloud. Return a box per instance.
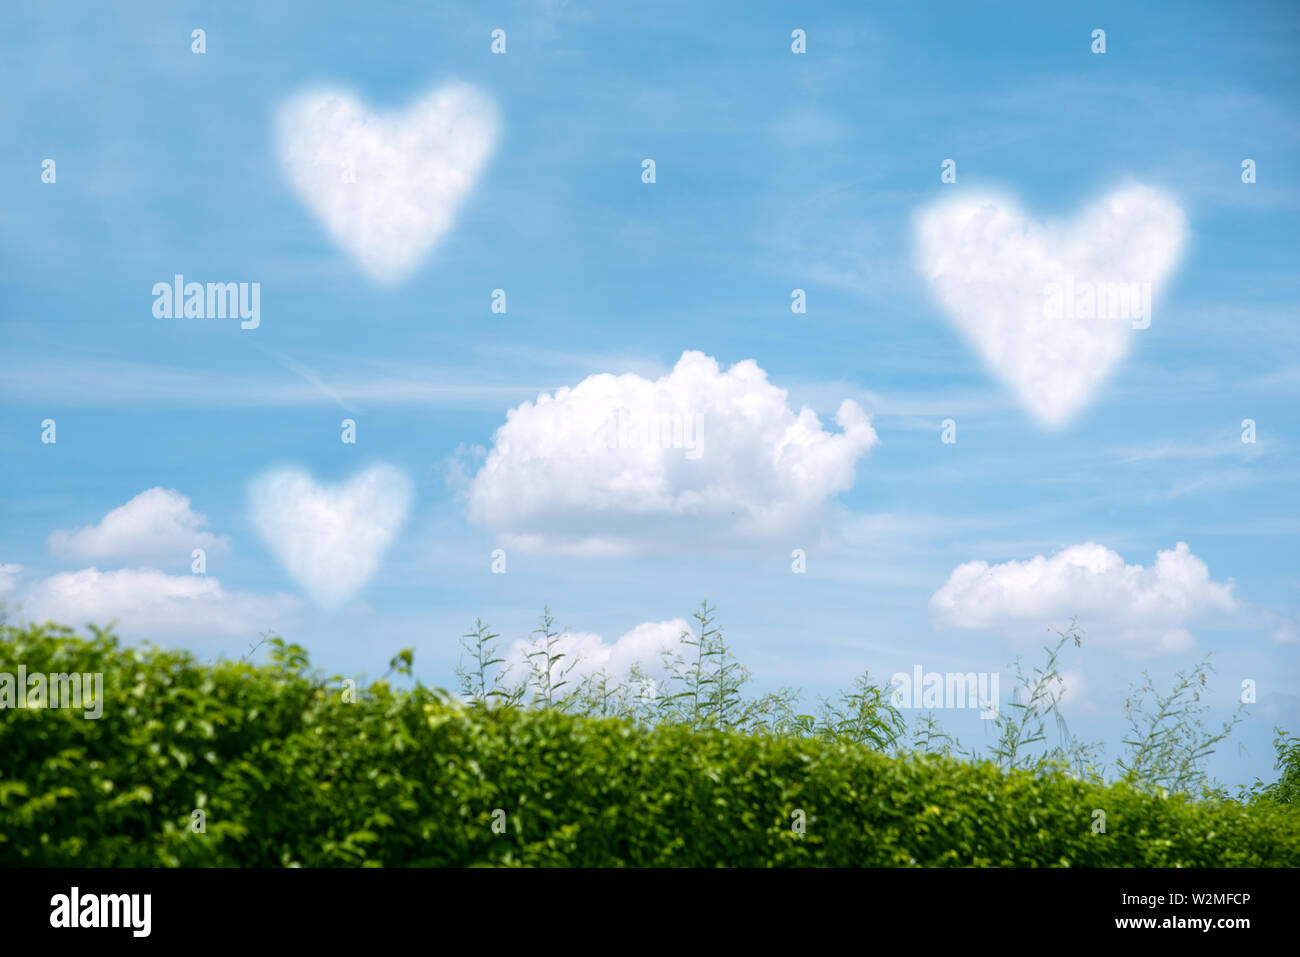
[467,351,879,554]
[47,487,228,567]
[0,563,21,597]
[20,568,299,641]
[248,465,413,611]
[276,82,498,283]
[501,619,688,690]
[930,542,1236,656]
[914,185,1187,427]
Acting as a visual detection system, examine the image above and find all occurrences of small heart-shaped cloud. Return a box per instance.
[914,185,1187,427]
[275,82,499,283]
[248,465,413,611]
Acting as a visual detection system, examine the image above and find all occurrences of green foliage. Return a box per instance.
[983,623,1104,779]
[1244,729,1300,811]
[1116,656,1244,798]
[812,670,905,749]
[654,601,747,729]
[909,710,962,757]
[456,619,520,708]
[3,619,1297,867]
[523,607,579,711]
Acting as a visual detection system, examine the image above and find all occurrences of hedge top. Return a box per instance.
[2,622,1297,867]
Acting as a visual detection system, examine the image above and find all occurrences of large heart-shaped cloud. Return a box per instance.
[914,186,1187,427]
[249,465,413,611]
[275,82,498,283]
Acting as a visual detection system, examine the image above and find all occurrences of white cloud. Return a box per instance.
[467,350,879,554]
[1271,619,1299,645]
[930,542,1236,657]
[48,487,227,567]
[914,185,1187,428]
[275,82,498,283]
[1054,667,1095,714]
[20,567,299,641]
[501,618,688,689]
[248,464,413,611]
[0,563,21,597]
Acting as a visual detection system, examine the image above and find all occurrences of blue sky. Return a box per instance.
[2,0,1298,789]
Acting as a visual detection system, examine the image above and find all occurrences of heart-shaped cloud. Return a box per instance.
[275,82,498,283]
[248,465,413,611]
[914,185,1187,427]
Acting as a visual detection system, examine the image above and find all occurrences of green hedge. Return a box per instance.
[2,622,1297,866]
